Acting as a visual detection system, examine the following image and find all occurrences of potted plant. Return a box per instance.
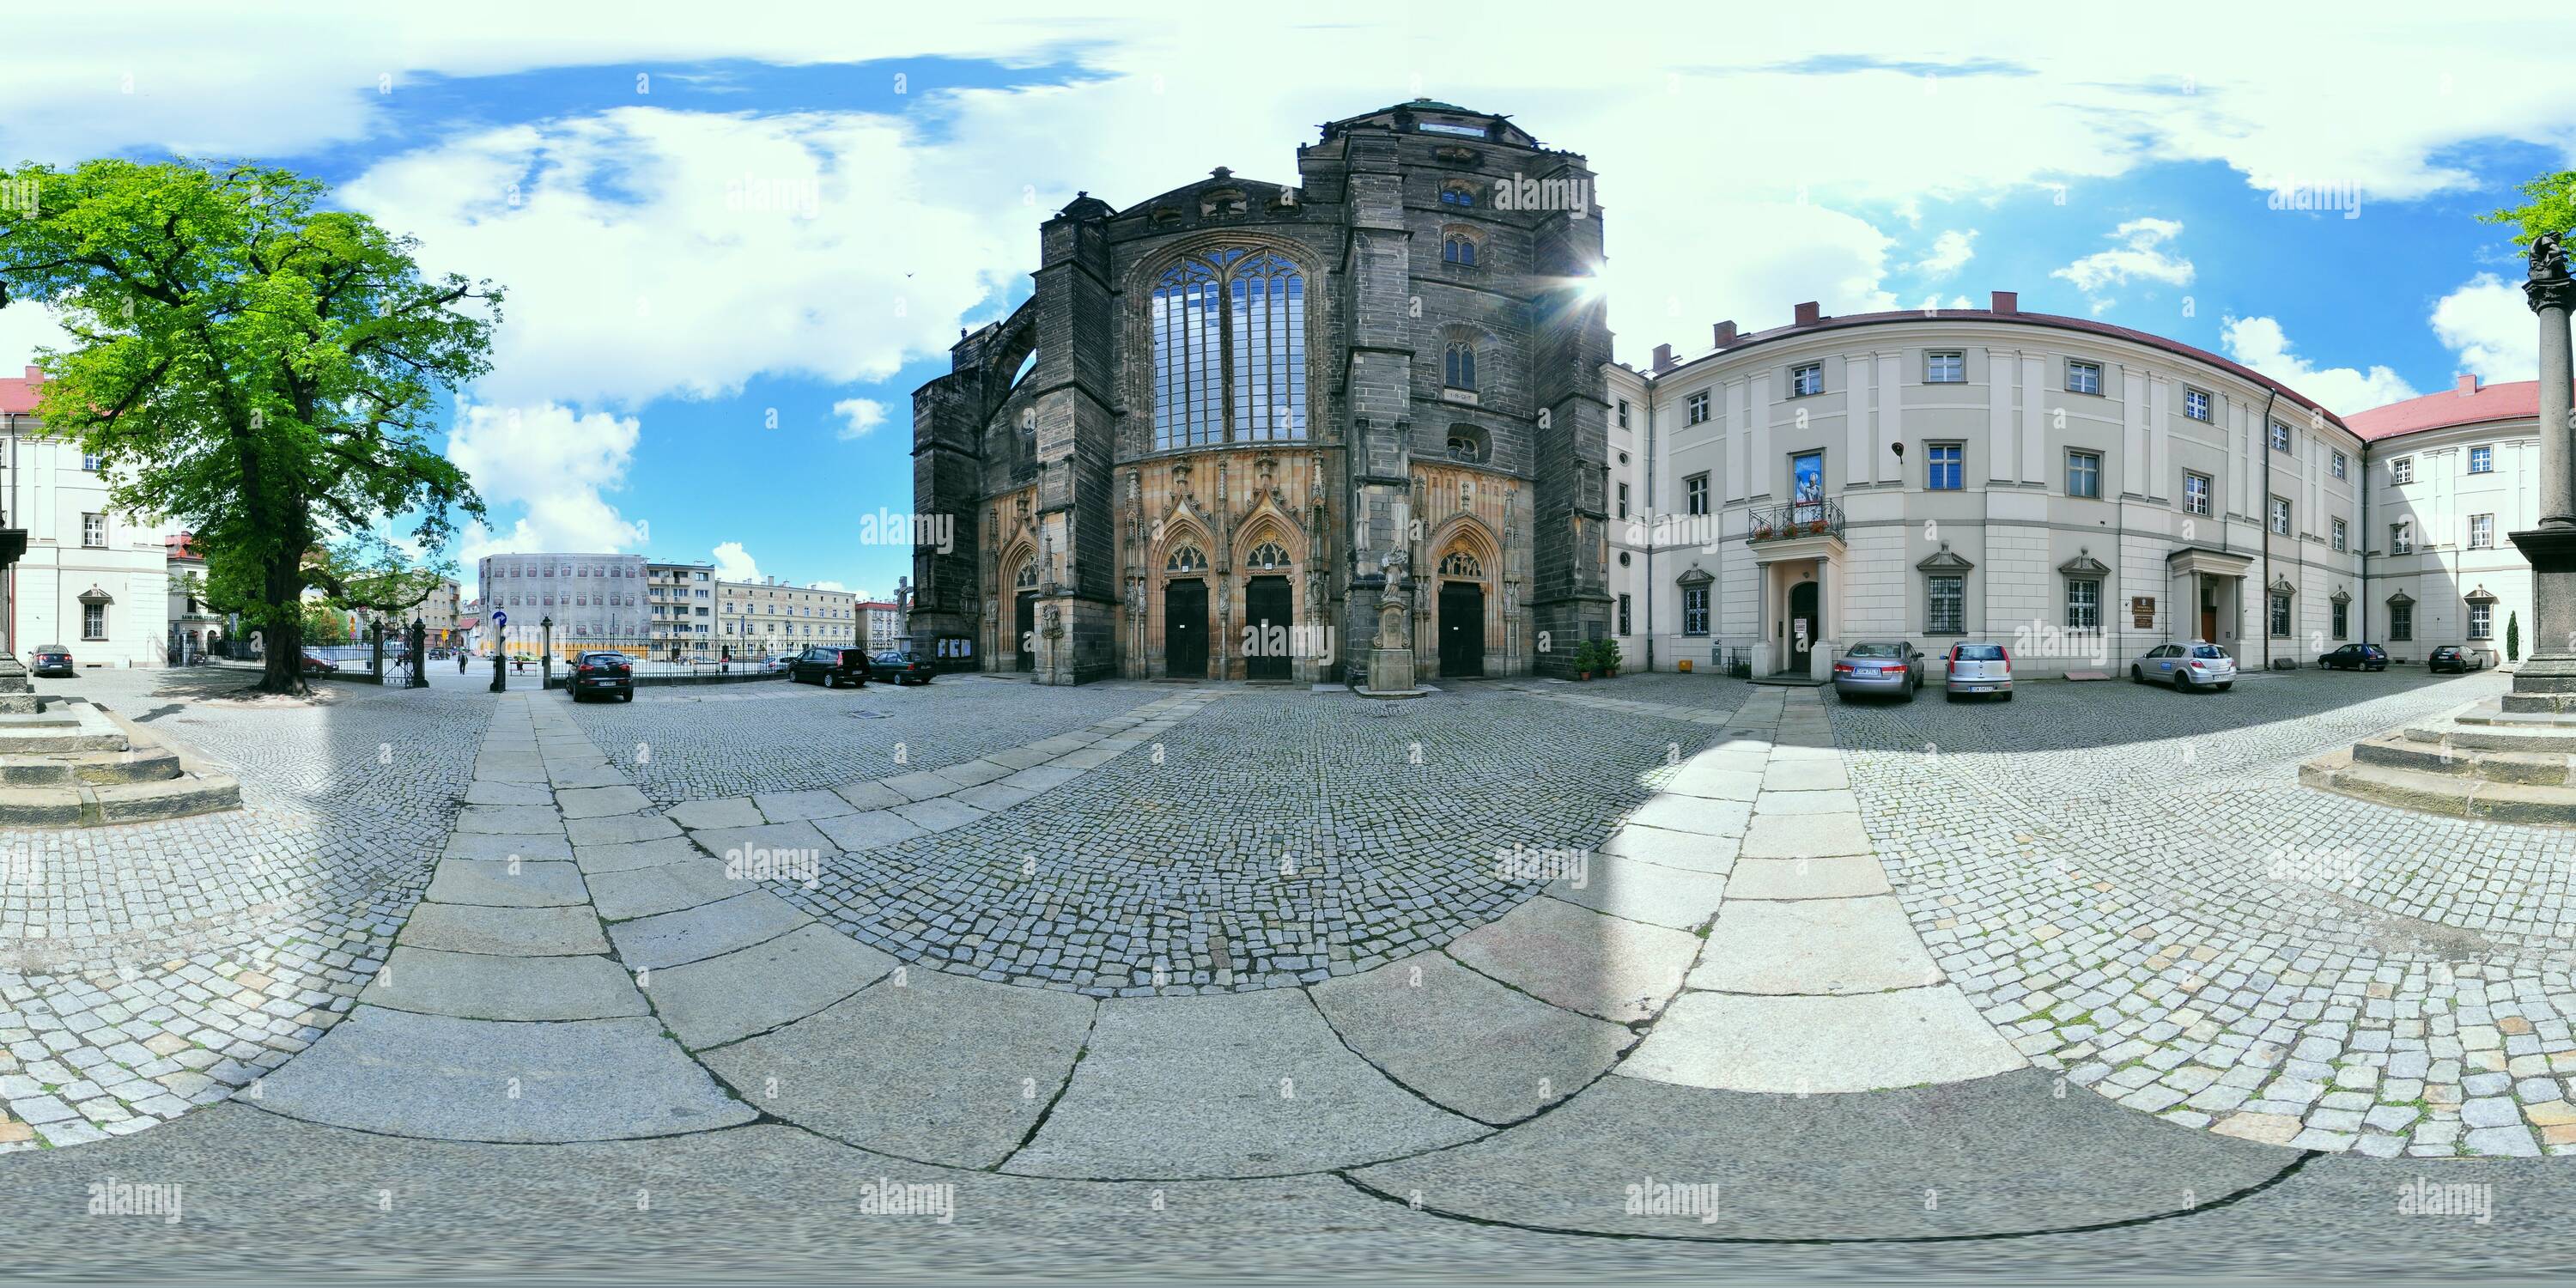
[1595,636,1623,677]
[1806,516,1828,535]
[1753,521,1775,540]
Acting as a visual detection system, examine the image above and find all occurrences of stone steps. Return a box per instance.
[0,702,241,828]
[2301,746,2576,824]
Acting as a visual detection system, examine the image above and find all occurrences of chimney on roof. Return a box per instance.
[1990,290,2018,315]
[1651,343,1675,374]
[1714,320,1739,347]
[2456,374,2480,397]
[1792,301,1821,326]
[23,366,38,380]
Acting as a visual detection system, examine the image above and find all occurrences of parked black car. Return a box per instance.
[568,650,635,702]
[2427,645,2488,674]
[868,649,937,685]
[2317,643,2389,671]
[27,645,73,677]
[788,645,871,688]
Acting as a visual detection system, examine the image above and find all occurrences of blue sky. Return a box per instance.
[1,4,2567,603]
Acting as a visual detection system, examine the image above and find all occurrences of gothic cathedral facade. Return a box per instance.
[908,101,1612,683]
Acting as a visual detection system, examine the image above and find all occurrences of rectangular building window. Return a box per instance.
[82,513,106,548]
[2389,600,2414,641]
[2391,456,2414,484]
[1926,442,1963,490]
[2067,579,2100,631]
[81,453,101,471]
[1685,472,1709,516]
[1686,391,1710,424]
[2469,601,2493,640]
[2269,495,2291,535]
[82,602,106,640]
[2470,445,2494,474]
[2469,513,2494,549]
[2065,359,2102,395]
[1617,399,1630,428]
[2331,516,2348,552]
[1927,575,1964,635]
[1681,586,1709,635]
[1618,594,1632,636]
[2184,387,2212,422]
[2269,421,2291,453]
[2391,521,2414,555]
[1616,482,1630,520]
[2269,592,2292,638]
[2184,471,2211,516]
[2331,600,2348,640]
[2067,450,2101,498]
[1789,363,1823,397]
[1924,350,1964,383]
[2330,450,2348,479]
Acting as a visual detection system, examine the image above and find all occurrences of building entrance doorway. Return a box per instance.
[1164,580,1207,678]
[1786,580,1819,674]
[1245,575,1291,680]
[1438,580,1485,677]
[1014,592,1036,672]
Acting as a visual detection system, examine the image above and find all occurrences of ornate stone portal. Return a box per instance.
[2304,234,2576,823]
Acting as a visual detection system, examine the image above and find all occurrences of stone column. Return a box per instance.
[2508,233,2576,705]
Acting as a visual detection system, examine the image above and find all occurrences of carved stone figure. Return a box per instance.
[2531,232,2567,283]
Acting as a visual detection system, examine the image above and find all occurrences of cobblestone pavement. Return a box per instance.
[774,683,1729,994]
[558,672,1165,805]
[1,671,488,1150]
[1828,665,2576,1158]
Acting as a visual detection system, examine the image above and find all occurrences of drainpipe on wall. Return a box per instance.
[1642,371,1656,671]
[2258,388,2278,671]
[2358,429,2369,648]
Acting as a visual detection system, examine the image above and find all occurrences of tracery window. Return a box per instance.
[1437,550,1483,578]
[1443,341,1476,392]
[1165,544,1208,573]
[1245,541,1289,569]
[1151,247,1307,448]
[1014,562,1038,588]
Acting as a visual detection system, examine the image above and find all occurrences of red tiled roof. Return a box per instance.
[0,365,40,415]
[1663,303,2354,434]
[2342,378,2538,443]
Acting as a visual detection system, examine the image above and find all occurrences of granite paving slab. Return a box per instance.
[361,946,649,1022]
[398,902,611,957]
[587,859,768,921]
[605,891,811,971]
[563,812,682,847]
[1309,953,1634,1125]
[1443,896,1698,1024]
[1619,987,2027,1093]
[423,858,589,908]
[1686,895,1941,994]
[646,925,898,1049]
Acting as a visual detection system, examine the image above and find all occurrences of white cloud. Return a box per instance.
[832,398,889,440]
[2052,218,2193,294]
[1909,229,1978,280]
[2432,274,2539,384]
[710,541,762,582]
[0,302,71,370]
[340,107,1011,410]
[448,402,647,592]
[811,580,848,592]
[2221,315,2419,415]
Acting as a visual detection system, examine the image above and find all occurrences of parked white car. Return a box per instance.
[2130,642,2236,692]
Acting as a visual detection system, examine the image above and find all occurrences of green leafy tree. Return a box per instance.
[300,600,350,646]
[0,158,499,693]
[2507,610,2521,663]
[2482,170,2576,245]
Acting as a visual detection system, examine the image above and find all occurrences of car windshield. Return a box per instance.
[2190,646,2229,659]
[1846,643,1904,659]
[1954,644,2005,661]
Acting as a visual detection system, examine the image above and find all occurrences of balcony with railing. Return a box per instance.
[1745,498,1844,544]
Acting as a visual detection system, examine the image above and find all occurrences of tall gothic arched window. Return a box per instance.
[1151,247,1307,449]
[1245,541,1289,569]
[1165,544,1209,573]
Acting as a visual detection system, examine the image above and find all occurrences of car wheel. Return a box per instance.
[2131,665,2144,683]
[622,690,635,702]
[1945,690,1959,703]
[2001,690,2014,702]
[2215,683,2232,692]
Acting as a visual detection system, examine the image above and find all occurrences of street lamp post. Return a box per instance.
[540,616,555,689]
[409,617,428,689]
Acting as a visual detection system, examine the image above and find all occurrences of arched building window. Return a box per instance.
[1443,341,1476,392]
[1245,541,1289,569]
[1013,562,1038,589]
[1443,233,1477,265]
[1445,425,1486,464]
[1438,550,1484,578]
[1166,544,1209,573]
[1439,183,1477,208]
[1151,247,1307,449]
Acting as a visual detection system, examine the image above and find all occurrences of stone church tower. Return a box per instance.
[909,100,1612,683]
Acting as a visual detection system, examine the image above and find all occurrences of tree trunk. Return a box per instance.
[257,554,310,696]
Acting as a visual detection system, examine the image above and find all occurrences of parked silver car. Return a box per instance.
[1832,641,1923,702]
[2130,642,2236,692]
[1943,641,2013,702]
